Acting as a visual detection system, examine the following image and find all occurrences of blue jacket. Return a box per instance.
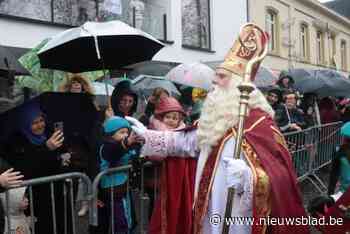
[99,139,138,188]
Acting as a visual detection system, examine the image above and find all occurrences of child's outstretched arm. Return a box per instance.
[126,115,198,158]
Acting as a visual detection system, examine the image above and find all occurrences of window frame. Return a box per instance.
[316,30,325,65]
[181,0,213,52]
[329,34,337,67]
[0,0,172,43]
[300,23,310,62]
[265,7,280,55]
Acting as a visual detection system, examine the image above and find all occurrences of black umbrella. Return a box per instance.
[37,20,164,73]
[0,92,98,143]
[0,45,29,76]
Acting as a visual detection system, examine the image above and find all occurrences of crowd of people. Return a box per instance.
[265,74,350,133]
[0,70,348,234]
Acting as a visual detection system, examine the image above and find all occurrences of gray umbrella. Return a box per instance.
[131,74,181,97]
[286,69,350,98]
[125,60,180,77]
[254,66,279,87]
[0,45,29,76]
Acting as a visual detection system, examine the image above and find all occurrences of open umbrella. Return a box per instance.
[125,60,180,77]
[16,39,105,92]
[286,69,350,98]
[254,66,279,88]
[92,81,115,95]
[37,20,164,73]
[131,75,181,97]
[165,63,215,91]
[0,45,29,76]
[204,60,279,88]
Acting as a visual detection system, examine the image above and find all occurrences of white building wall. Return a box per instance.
[0,17,69,48]
[154,0,247,63]
[0,0,247,64]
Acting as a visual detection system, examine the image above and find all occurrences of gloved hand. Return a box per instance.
[223,158,251,194]
[125,116,147,137]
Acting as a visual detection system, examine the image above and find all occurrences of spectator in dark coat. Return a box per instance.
[107,80,138,118]
[276,74,296,93]
[319,97,341,124]
[275,91,307,132]
[1,102,72,234]
[266,87,283,111]
[299,93,320,127]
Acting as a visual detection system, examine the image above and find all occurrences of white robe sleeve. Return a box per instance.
[141,129,199,158]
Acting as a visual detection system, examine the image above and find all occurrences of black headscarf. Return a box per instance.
[110,80,138,117]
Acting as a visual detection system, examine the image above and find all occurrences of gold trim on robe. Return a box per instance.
[193,117,272,234]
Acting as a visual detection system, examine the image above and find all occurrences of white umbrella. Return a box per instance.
[165,63,215,91]
[92,82,115,95]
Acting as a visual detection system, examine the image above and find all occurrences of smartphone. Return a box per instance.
[54,122,64,133]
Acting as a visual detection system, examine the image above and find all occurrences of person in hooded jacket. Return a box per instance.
[106,80,139,119]
[276,74,296,93]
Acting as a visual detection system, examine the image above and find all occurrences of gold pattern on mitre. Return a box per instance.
[218,24,267,79]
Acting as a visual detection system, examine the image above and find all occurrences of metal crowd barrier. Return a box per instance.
[3,172,92,234]
[283,121,343,193]
[90,160,159,234]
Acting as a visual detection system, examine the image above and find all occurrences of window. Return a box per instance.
[341,40,347,71]
[329,34,336,67]
[266,9,279,53]
[316,31,325,64]
[0,0,97,26]
[182,0,211,50]
[99,0,170,41]
[0,0,171,41]
[300,24,309,61]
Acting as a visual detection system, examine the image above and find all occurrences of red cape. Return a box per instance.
[149,124,198,234]
[244,108,310,234]
[148,158,197,234]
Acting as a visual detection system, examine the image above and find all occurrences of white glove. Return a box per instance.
[223,158,250,194]
[125,116,147,136]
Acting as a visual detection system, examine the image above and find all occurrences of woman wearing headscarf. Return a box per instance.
[1,102,71,234]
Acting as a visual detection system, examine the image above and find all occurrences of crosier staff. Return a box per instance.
[222,23,269,234]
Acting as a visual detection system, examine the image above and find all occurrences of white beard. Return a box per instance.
[197,74,274,150]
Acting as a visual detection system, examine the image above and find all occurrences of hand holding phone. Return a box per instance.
[54,122,64,133]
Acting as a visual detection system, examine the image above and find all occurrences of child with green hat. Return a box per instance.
[97,116,142,233]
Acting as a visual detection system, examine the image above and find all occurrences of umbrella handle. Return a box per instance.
[108,96,112,110]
